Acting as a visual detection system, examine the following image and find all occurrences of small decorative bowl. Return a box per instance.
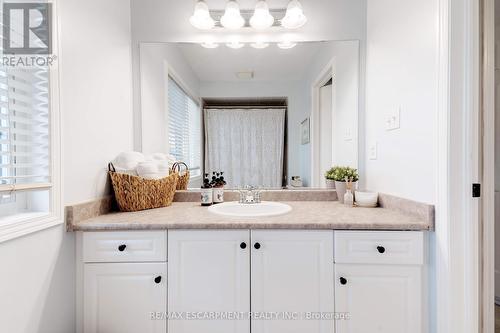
[354,191,378,207]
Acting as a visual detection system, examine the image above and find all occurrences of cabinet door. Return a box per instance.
[335,264,422,333]
[83,263,167,333]
[251,230,334,333]
[168,230,250,333]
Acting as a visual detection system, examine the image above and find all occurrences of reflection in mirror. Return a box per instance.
[139,41,359,189]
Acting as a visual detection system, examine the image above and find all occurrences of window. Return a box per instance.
[0,1,61,242]
[168,76,201,177]
[0,66,52,221]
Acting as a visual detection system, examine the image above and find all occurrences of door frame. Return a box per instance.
[310,58,335,187]
[436,0,482,332]
[480,0,495,331]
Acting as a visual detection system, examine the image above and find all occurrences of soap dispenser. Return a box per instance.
[343,177,354,207]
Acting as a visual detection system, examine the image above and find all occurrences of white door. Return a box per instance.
[251,230,334,333]
[168,230,250,333]
[334,264,422,333]
[83,262,167,333]
[319,83,334,188]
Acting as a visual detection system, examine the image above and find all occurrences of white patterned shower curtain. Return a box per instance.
[204,108,286,188]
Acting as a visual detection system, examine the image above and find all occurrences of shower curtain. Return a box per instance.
[204,108,286,188]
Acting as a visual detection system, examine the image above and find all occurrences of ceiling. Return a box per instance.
[131,0,366,43]
[176,41,330,82]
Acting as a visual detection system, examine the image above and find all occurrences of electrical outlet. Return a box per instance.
[386,107,401,131]
[369,142,377,160]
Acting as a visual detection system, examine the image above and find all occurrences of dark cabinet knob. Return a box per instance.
[118,244,126,252]
[154,276,162,284]
[339,277,347,285]
[377,246,386,254]
[254,242,261,250]
[240,242,247,249]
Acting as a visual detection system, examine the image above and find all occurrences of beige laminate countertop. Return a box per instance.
[68,201,433,231]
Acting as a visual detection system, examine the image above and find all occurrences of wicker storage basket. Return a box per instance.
[170,162,190,190]
[108,163,179,212]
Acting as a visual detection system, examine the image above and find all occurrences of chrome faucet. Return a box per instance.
[239,186,262,204]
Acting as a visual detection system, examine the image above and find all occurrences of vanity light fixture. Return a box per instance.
[189,0,215,30]
[250,41,270,49]
[281,0,307,29]
[220,0,245,29]
[249,0,274,29]
[200,41,219,48]
[277,40,297,49]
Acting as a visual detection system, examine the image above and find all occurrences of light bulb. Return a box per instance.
[249,1,274,30]
[189,0,215,30]
[277,40,297,49]
[221,1,245,29]
[201,41,219,48]
[250,41,269,49]
[281,0,307,29]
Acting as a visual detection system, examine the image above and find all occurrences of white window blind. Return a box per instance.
[0,67,50,193]
[168,76,201,176]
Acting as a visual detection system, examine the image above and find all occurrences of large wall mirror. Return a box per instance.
[139,40,359,189]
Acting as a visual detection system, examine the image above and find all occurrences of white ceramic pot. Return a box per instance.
[335,181,357,203]
[200,188,213,206]
[325,179,336,189]
[213,187,224,203]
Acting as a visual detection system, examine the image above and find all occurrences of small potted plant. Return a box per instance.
[201,173,213,206]
[324,167,338,189]
[210,171,227,204]
[331,166,359,203]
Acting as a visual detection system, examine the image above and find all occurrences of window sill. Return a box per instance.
[0,212,63,243]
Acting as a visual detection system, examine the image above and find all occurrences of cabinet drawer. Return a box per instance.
[334,231,424,265]
[83,231,167,263]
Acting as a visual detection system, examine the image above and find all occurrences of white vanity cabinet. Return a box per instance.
[78,229,427,333]
[84,263,167,333]
[333,231,425,333]
[167,230,251,333]
[167,229,334,333]
[79,231,168,333]
[251,230,334,333]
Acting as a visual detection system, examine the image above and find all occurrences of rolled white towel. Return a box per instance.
[113,151,145,171]
[156,159,170,175]
[113,168,138,176]
[149,153,178,173]
[139,173,165,180]
[136,161,159,178]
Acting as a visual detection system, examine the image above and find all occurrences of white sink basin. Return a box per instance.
[208,201,292,218]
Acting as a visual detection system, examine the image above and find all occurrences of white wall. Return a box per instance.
[364,0,438,203]
[0,226,75,333]
[139,43,200,153]
[0,1,134,332]
[62,0,134,203]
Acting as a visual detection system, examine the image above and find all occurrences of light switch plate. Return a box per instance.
[386,107,401,131]
[369,142,377,160]
[344,128,353,141]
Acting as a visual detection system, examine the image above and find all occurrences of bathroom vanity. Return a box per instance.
[71,199,432,333]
